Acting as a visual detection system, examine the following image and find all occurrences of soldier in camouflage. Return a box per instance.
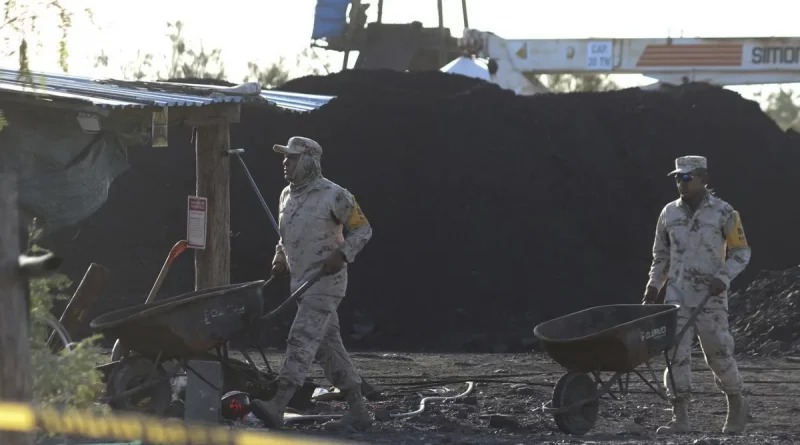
[251,136,373,431]
[643,155,750,435]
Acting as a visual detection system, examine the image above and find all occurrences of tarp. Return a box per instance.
[0,105,133,233]
[311,0,352,40]
[440,56,491,81]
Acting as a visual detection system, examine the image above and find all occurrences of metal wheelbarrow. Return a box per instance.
[532,292,714,435]
[89,270,324,417]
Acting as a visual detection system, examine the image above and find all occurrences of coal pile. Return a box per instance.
[730,266,800,356]
[41,70,800,352]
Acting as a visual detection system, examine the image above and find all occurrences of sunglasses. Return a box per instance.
[673,173,695,183]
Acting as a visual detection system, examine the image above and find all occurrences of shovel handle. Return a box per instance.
[261,269,325,321]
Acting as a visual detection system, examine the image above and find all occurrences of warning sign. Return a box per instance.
[187,196,207,249]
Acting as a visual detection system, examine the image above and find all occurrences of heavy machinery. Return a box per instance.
[310,0,464,71]
[457,29,800,94]
[309,0,800,94]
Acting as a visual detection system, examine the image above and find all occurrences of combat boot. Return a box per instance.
[722,393,748,434]
[656,396,690,435]
[322,385,373,432]
[250,379,297,429]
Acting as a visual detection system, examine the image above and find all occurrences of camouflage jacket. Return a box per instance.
[646,192,751,310]
[272,177,372,296]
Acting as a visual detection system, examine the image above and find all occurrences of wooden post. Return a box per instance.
[194,123,231,291]
[462,0,469,28]
[377,0,383,22]
[0,173,34,445]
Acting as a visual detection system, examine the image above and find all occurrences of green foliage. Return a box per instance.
[26,221,106,409]
[1,0,86,74]
[760,89,800,131]
[94,21,329,87]
[244,48,331,88]
[0,2,91,136]
[532,73,620,93]
[245,59,290,89]
[166,21,226,80]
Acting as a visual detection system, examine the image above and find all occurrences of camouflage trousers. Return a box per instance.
[663,305,743,398]
[278,294,363,390]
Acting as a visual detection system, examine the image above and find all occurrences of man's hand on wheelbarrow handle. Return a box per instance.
[642,286,659,305]
[321,250,347,275]
[271,262,288,277]
[709,277,727,296]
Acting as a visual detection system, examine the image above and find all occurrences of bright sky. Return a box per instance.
[2,0,800,105]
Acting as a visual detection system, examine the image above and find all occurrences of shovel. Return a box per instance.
[110,240,188,361]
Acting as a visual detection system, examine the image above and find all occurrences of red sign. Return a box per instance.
[187,196,207,249]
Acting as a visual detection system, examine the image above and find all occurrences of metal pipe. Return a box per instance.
[437,0,446,67]
[462,0,469,28]
[227,148,280,234]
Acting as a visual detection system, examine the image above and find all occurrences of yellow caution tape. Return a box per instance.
[0,402,354,445]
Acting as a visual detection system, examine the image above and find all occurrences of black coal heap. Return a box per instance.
[42,70,800,352]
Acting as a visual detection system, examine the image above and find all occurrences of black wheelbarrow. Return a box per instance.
[90,270,323,417]
[533,303,682,435]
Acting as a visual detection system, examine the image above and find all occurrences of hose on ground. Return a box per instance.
[390,381,475,419]
[283,381,475,425]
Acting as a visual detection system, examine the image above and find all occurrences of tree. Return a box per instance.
[1,1,96,75]
[528,73,620,93]
[94,22,329,87]
[758,88,800,131]
[93,21,227,82]
[1,3,104,414]
[243,48,332,88]
[164,21,226,80]
[0,1,93,132]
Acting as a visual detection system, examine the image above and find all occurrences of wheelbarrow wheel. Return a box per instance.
[106,356,172,416]
[551,372,599,435]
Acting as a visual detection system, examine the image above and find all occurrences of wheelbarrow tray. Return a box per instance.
[90,280,265,359]
[533,304,679,373]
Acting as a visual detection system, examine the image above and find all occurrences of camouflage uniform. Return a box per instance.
[252,137,373,431]
[645,155,750,434]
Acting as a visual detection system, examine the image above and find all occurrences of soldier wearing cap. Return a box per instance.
[250,136,373,431]
[643,155,750,435]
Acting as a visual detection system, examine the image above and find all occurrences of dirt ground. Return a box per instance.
[241,351,800,445]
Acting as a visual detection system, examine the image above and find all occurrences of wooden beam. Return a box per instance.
[194,124,231,291]
[180,103,241,127]
[0,173,33,445]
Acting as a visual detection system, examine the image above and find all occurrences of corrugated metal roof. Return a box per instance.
[262,90,334,112]
[0,68,334,112]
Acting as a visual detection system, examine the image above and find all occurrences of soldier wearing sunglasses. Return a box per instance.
[643,155,750,435]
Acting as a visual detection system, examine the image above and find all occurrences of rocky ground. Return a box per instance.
[34,350,800,445]
[730,266,800,356]
[227,351,800,445]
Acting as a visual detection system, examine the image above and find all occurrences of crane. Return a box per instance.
[452,29,800,95]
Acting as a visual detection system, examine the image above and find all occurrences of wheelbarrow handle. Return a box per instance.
[672,291,714,349]
[666,290,716,374]
[260,269,325,321]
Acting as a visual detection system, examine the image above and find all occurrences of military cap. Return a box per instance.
[273,136,323,158]
[668,155,707,176]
